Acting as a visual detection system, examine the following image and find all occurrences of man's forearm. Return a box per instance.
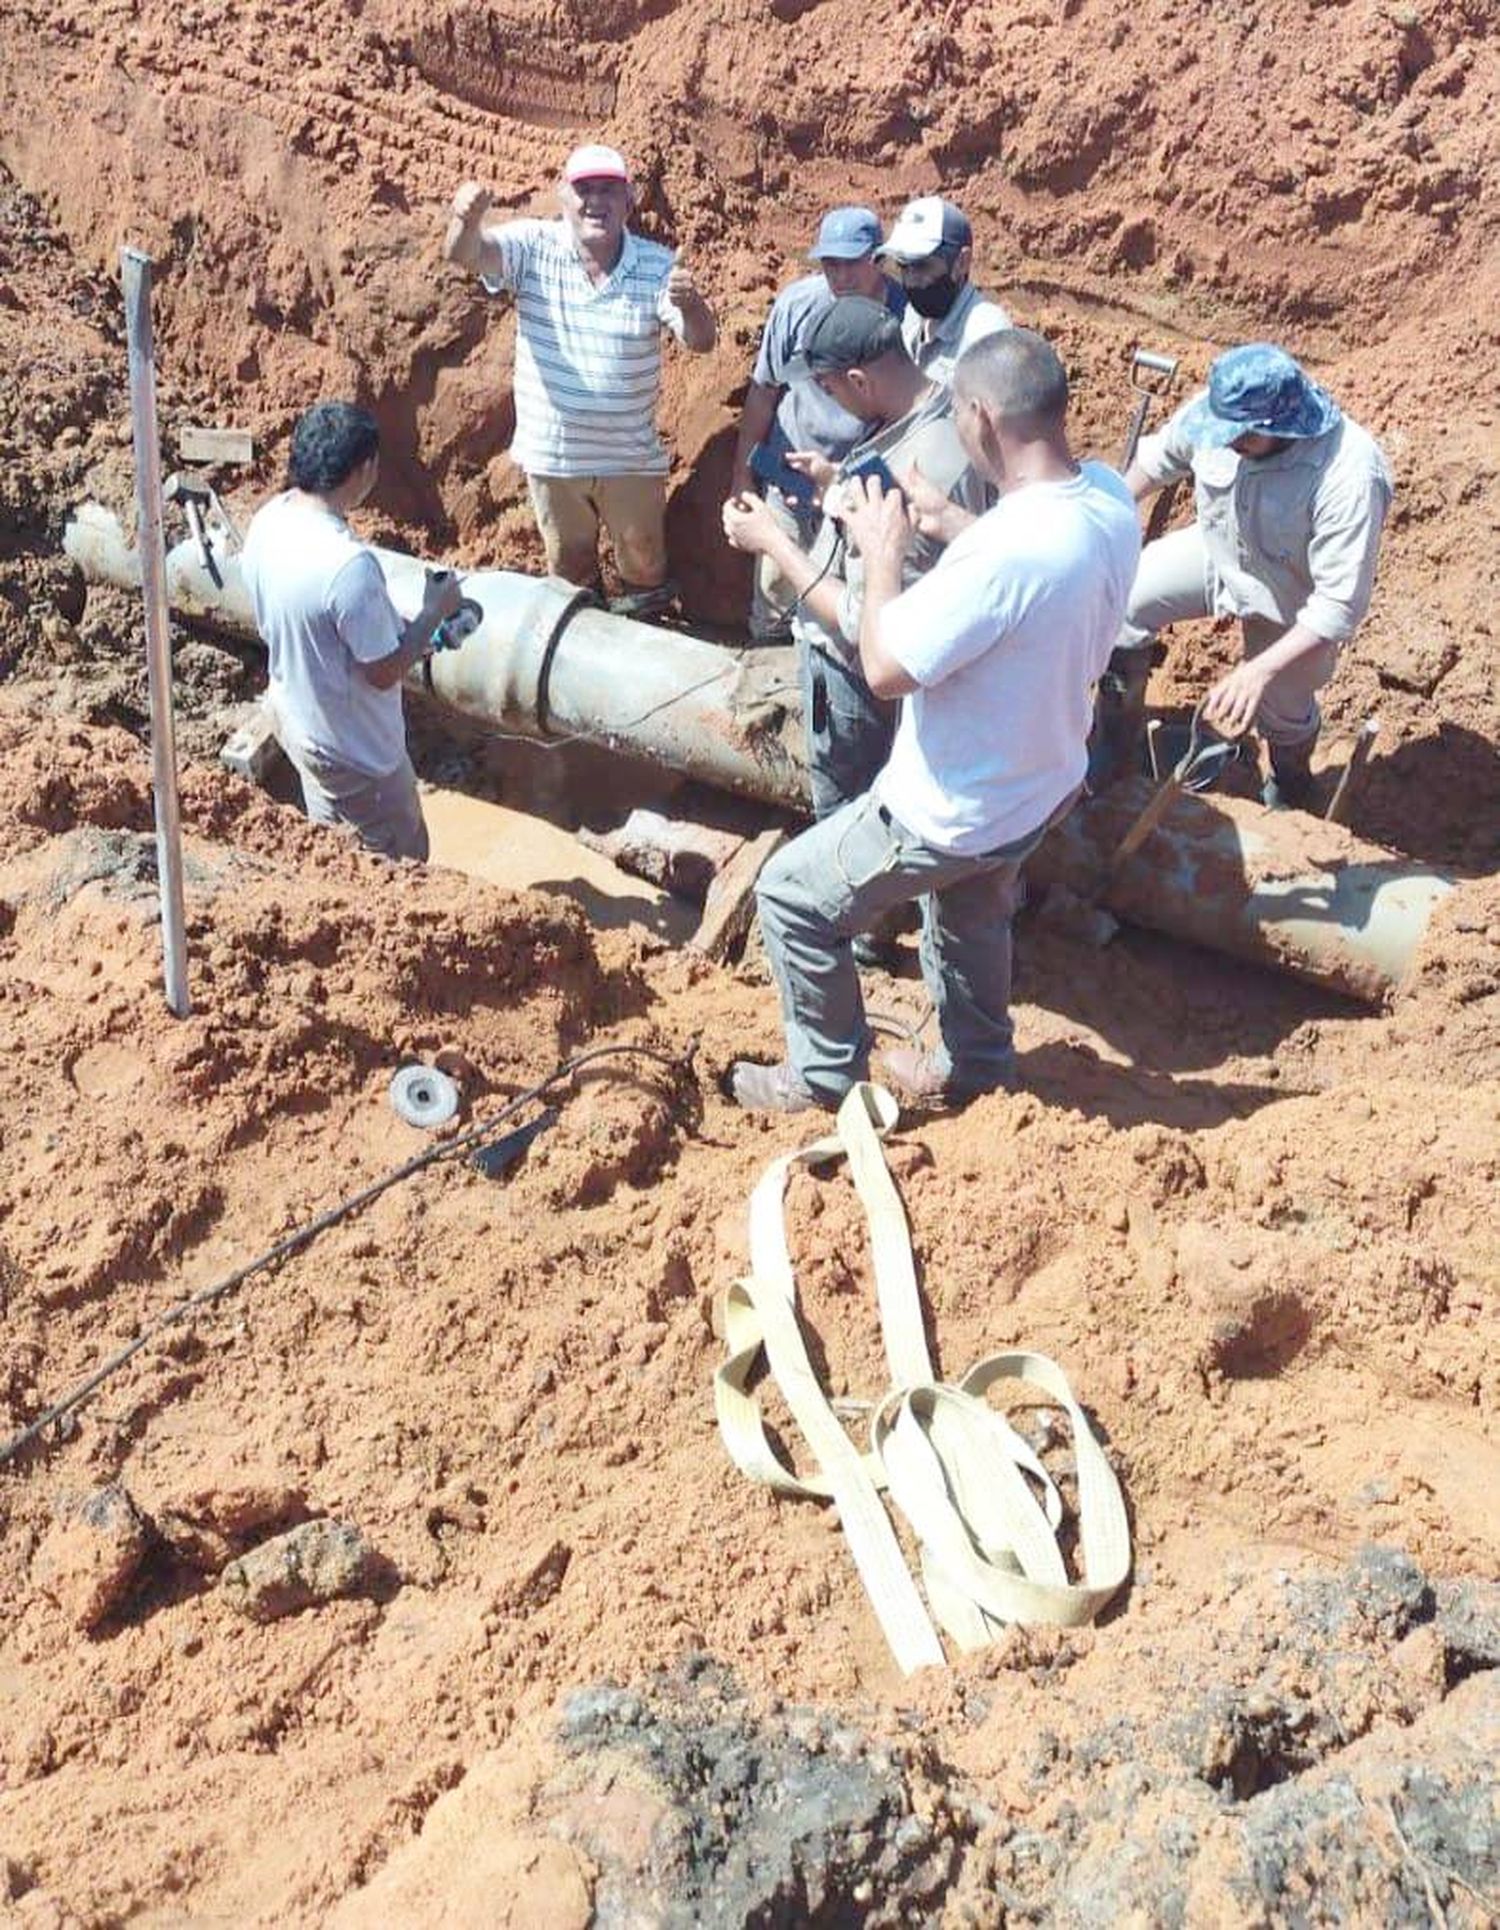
[363,611,443,691]
[1123,458,1161,505]
[732,383,780,479]
[857,547,913,698]
[443,217,503,284]
[757,523,842,633]
[677,295,717,353]
[1255,620,1336,679]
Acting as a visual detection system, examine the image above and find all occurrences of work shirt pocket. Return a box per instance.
[1247,476,1314,565]
[1192,447,1241,558]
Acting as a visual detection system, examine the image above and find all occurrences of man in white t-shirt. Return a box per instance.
[443,143,717,616]
[240,402,463,861]
[730,329,1141,1113]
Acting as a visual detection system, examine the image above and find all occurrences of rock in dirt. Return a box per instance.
[32,1483,154,1632]
[151,1471,309,1575]
[962,1551,1500,1925]
[549,1664,965,1925]
[220,1518,376,1622]
[1434,1577,1500,1681]
[495,1537,571,1614]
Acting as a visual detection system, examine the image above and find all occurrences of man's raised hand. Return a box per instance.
[666,256,703,307]
[842,474,914,566]
[444,182,493,266]
[722,493,782,557]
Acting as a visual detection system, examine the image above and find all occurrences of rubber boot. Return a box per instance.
[1262,735,1320,812]
[1087,648,1152,791]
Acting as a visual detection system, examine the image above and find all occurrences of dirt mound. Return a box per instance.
[0,0,1497,1917]
[0,713,1493,1918]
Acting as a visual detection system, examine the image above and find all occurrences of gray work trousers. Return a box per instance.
[1118,525,1338,747]
[294,745,430,862]
[755,790,1071,1102]
[798,634,897,821]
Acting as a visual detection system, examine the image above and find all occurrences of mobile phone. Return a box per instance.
[846,452,901,495]
[749,442,811,505]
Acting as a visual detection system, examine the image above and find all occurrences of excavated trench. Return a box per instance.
[1,1,1498,1919]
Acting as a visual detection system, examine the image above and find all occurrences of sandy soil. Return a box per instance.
[0,0,1497,1920]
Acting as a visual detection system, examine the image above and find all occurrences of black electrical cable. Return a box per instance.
[0,1040,696,1468]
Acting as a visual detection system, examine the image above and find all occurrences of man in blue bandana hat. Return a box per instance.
[1096,343,1393,807]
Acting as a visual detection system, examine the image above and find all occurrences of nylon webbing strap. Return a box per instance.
[714,1083,1131,1672]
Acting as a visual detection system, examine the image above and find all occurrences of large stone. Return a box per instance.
[220,1518,375,1622]
[32,1484,153,1631]
[548,1669,966,1925]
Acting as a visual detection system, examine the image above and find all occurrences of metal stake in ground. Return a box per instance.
[121,246,190,1018]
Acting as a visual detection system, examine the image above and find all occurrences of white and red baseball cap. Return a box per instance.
[564,144,631,185]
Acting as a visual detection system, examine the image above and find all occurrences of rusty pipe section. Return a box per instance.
[1030,780,1454,1005]
[63,504,805,806]
[64,503,1455,1001]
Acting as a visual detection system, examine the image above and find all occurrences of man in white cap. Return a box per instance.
[1094,342,1393,806]
[728,206,904,640]
[443,144,717,616]
[876,197,1011,387]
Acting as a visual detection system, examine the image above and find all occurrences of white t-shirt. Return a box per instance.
[875,461,1141,854]
[481,219,687,477]
[240,492,406,777]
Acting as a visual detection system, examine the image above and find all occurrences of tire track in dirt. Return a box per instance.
[406,9,618,129]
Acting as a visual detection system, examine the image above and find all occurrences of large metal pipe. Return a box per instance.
[64,504,1455,1002]
[1028,781,1454,1005]
[63,505,803,806]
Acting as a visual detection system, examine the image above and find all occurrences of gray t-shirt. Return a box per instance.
[902,282,1012,388]
[241,492,406,777]
[752,272,906,461]
[792,386,993,662]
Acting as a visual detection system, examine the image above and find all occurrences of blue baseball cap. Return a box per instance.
[808,206,882,261]
[1183,343,1342,447]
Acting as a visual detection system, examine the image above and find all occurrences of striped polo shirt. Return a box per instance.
[482,219,686,478]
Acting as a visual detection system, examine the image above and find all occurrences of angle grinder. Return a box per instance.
[425,569,483,652]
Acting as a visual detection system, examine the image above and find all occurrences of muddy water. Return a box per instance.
[422,785,699,942]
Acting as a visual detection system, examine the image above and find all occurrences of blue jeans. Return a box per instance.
[755,791,1071,1101]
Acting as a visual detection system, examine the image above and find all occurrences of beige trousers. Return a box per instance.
[527,472,668,590]
[1119,524,1338,747]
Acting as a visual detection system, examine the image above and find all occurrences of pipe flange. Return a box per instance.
[389,1063,460,1129]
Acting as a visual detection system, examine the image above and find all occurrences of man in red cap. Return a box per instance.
[444,144,716,616]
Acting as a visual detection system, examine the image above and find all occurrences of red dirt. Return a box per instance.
[0,0,1497,1919]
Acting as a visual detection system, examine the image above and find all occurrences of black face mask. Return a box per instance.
[906,272,962,319]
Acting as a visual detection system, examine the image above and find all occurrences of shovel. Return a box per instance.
[1323,715,1381,826]
[1112,699,1244,869]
